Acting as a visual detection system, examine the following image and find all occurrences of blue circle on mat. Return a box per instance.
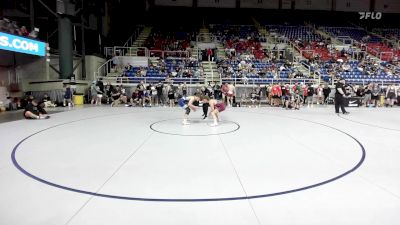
[11,113,366,202]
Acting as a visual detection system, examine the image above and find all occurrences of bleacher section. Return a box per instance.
[143,27,196,52]
[365,43,399,61]
[100,20,399,86]
[217,58,308,85]
[210,25,266,59]
[308,60,400,84]
[321,27,381,43]
[268,26,322,42]
[121,58,203,84]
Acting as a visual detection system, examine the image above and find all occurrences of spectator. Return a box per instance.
[226,83,235,107]
[149,83,158,106]
[371,83,381,107]
[130,90,140,106]
[316,85,324,105]
[90,81,100,105]
[156,81,164,106]
[306,85,314,107]
[20,26,29,36]
[42,93,56,108]
[136,81,146,106]
[111,86,128,107]
[386,84,397,107]
[364,84,372,107]
[63,85,74,107]
[24,99,49,119]
[167,84,175,107]
[323,84,331,103]
[143,90,152,107]
[181,82,188,97]
[207,48,213,61]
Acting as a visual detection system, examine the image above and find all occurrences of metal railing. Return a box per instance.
[149,50,190,58]
[123,25,145,48]
[346,79,400,85]
[104,46,150,58]
[366,46,395,61]
[94,58,115,80]
[101,76,206,85]
[336,36,353,45]
[221,77,318,86]
[104,47,193,58]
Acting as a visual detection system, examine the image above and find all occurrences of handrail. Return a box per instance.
[320,26,364,30]
[109,46,150,57]
[104,46,193,58]
[104,76,206,85]
[221,77,318,85]
[95,58,116,80]
[123,25,145,48]
[149,50,190,58]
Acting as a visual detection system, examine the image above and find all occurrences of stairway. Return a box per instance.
[309,24,342,45]
[252,17,268,43]
[202,61,219,83]
[216,42,226,60]
[126,26,152,56]
[192,46,200,60]
[198,27,212,43]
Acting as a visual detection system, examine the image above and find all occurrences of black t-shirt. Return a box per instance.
[281,86,286,96]
[335,82,344,97]
[156,84,163,94]
[106,85,113,95]
[168,86,174,95]
[308,87,314,96]
[111,89,121,100]
[137,84,145,93]
[24,103,46,115]
[323,87,331,97]
[96,81,104,93]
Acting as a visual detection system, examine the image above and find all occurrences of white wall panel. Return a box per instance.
[240,0,279,9]
[281,0,292,9]
[375,0,400,13]
[198,0,236,8]
[336,0,370,12]
[295,0,332,10]
[155,0,193,7]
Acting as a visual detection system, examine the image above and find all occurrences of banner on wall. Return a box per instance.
[0,32,46,57]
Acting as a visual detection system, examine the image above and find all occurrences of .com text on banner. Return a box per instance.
[0,32,46,56]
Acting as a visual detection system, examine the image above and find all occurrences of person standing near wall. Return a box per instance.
[63,85,74,107]
[385,84,397,107]
[207,48,213,62]
[335,78,349,115]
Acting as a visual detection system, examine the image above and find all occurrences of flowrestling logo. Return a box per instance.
[359,12,382,20]
[0,32,46,56]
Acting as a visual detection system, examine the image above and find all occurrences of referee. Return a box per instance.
[335,78,349,115]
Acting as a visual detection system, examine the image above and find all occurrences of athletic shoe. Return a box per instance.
[39,115,50,119]
[343,112,350,115]
[182,121,190,125]
[210,123,218,127]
